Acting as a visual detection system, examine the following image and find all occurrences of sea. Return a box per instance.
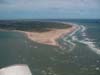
[0,19,100,75]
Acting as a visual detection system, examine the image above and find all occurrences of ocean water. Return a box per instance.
[0,19,100,75]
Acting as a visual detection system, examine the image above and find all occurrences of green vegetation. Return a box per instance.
[0,20,71,32]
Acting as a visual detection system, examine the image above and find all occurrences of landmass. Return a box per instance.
[24,25,77,46]
[0,20,77,46]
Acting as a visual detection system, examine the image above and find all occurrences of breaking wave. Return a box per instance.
[72,25,100,55]
[61,23,100,55]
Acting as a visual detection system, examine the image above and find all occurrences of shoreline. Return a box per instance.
[24,23,78,46]
[0,22,79,47]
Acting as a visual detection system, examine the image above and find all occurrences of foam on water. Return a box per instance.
[72,36,78,41]
[67,40,76,51]
[62,23,100,55]
[82,32,86,37]
[62,23,81,51]
[81,25,87,37]
[81,25,86,32]
[79,40,100,54]
[69,24,81,37]
[75,25,100,55]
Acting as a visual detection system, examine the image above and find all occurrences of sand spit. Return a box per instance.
[24,24,78,46]
[0,23,78,46]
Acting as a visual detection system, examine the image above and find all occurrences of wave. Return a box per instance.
[61,23,81,51]
[78,40,100,54]
[73,25,100,55]
[81,25,87,37]
[67,40,76,51]
[61,23,100,55]
[81,25,86,32]
[72,36,78,41]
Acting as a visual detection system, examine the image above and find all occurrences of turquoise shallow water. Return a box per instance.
[0,19,100,75]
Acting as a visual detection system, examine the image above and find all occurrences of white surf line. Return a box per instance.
[71,35,78,41]
[81,25,86,32]
[79,40,100,55]
[74,25,100,55]
[60,22,81,51]
[67,24,81,51]
[67,40,76,51]
[71,25,86,41]
[81,25,87,37]
[63,22,81,41]
[62,23,100,55]
[79,25,100,55]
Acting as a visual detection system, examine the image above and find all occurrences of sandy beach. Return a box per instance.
[0,23,77,46]
[24,24,77,46]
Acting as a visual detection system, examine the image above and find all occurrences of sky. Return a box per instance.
[0,0,100,19]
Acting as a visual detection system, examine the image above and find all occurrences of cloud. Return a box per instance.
[0,0,100,19]
[0,0,100,10]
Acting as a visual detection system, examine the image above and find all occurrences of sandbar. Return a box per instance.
[24,23,78,46]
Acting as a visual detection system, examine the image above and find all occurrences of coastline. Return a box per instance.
[24,23,78,46]
[0,22,78,47]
